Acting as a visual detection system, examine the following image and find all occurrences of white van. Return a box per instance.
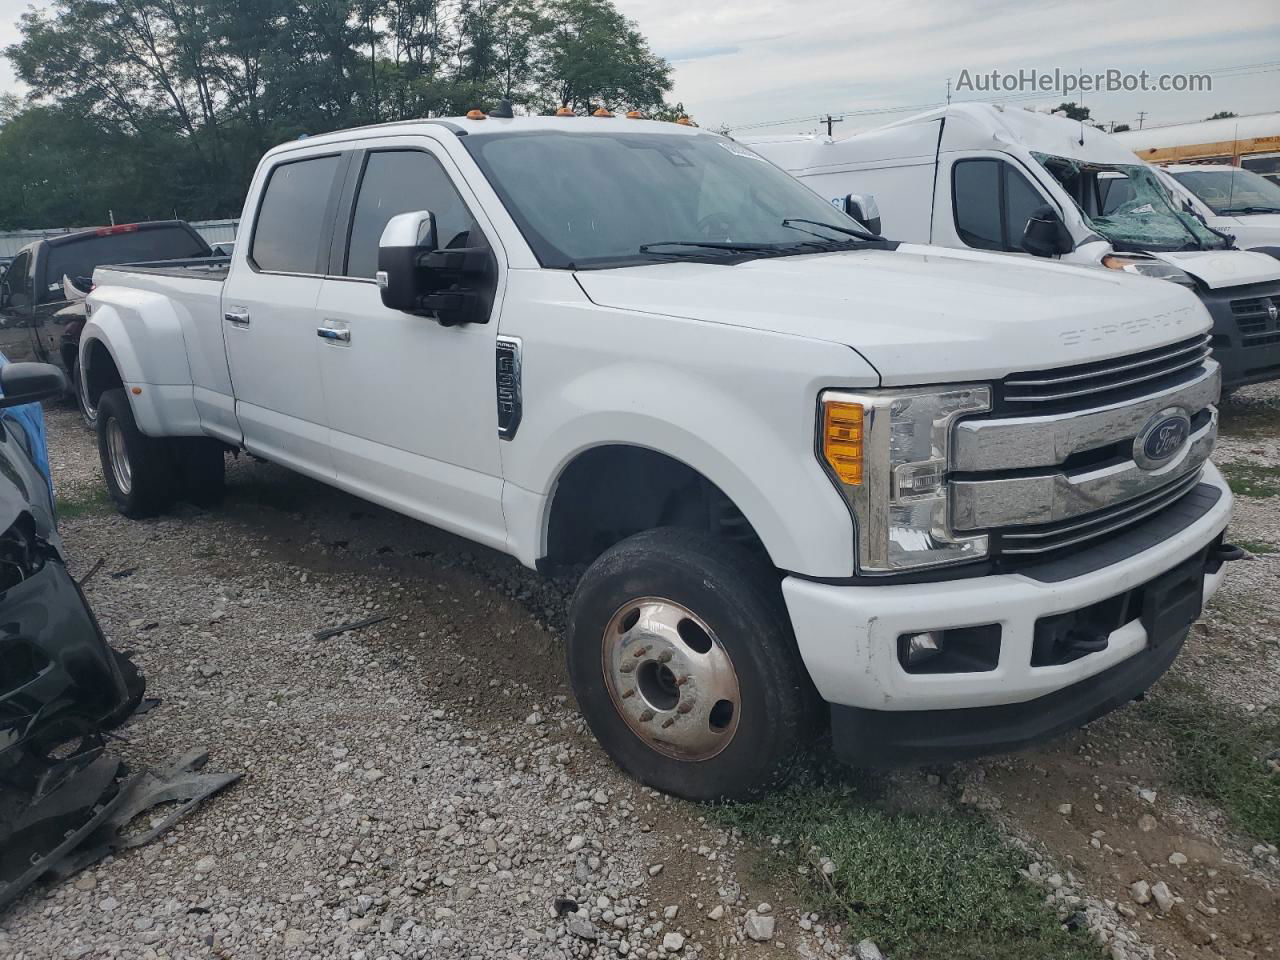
[745,104,1280,391]
[1152,164,1280,254]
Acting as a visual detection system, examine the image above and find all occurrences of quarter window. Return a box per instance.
[953,158,1050,252]
[344,150,479,279]
[251,155,343,274]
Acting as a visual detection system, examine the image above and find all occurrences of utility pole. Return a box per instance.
[946,78,952,105]
[1137,111,1148,129]
[820,114,843,137]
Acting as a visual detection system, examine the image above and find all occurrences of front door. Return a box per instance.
[221,151,349,479]
[0,250,38,363]
[314,140,507,551]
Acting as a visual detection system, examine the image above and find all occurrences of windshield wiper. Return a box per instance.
[638,240,781,254]
[781,218,880,241]
[1217,205,1280,215]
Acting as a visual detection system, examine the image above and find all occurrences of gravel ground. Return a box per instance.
[1,406,853,960]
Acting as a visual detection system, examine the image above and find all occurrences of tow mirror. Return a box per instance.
[841,193,882,235]
[0,362,68,408]
[1021,204,1073,258]
[377,210,438,313]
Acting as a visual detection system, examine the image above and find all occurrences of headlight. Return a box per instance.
[819,386,990,573]
[1102,254,1196,287]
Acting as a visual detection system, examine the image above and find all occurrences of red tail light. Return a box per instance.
[95,224,140,236]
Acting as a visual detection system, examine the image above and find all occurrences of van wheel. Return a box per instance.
[566,527,822,801]
[175,437,226,507]
[73,360,98,429]
[96,389,175,518]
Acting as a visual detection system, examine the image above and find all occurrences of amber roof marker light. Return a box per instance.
[555,106,575,116]
[592,107,614,118]
[626,110,646,119]
[466,109,487,120]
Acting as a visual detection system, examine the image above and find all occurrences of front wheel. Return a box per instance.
[96,389,175,518]
[566,528,822,801]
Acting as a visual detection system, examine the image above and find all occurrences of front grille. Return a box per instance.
[991,469,1203,557]
[997,334,1212,411]
[1230,295,1279,336]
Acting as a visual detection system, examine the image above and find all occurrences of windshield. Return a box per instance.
[1171,168,1280,215]
[1032,152,1227,252]
[463,130,876,269]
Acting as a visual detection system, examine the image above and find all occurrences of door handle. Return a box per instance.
[224,309,250,327]
[316,327,351,342]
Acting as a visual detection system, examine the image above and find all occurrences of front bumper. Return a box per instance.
[1199,279,1280,390]
[782,461,1233,761]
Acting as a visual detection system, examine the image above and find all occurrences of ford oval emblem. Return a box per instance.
[1134,408,1191,470]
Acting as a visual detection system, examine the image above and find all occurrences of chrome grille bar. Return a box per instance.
[1002,334,1211,405]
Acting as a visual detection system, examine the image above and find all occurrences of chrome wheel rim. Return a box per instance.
[602,597,741,761]
[105,418,132,495]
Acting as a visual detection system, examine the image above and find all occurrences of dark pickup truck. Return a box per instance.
[0,221,211,422]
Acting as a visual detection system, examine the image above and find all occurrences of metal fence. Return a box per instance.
[0,218,240,258]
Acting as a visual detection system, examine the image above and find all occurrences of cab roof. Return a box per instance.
[266,114,703,158]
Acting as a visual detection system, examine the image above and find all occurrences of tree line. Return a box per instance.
[0,0,677,229]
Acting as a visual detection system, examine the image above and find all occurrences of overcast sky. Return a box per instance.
[3,0,1278,134]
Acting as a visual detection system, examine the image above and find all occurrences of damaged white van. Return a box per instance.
[745,104,1280,392]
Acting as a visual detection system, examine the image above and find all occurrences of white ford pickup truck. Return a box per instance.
[82,114,1238,800]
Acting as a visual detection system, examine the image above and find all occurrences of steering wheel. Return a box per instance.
[696,212,736,239]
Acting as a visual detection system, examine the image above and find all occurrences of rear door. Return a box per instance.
[312,137,508,550]
[221,150,350,479]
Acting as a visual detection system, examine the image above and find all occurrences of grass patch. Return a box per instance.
[1218,461,1280,498]
[1236,539,1278,556]
[713,779,1096,960]
[1219,396,1280,439]
[55,486,113,519]
[1138,679,1280,846]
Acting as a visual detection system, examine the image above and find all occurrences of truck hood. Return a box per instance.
[574,244,1210,385]
[1215,215,1280,253]
[1148,249,1280,289]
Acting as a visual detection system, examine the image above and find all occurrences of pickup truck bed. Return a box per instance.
[105,257,231,282]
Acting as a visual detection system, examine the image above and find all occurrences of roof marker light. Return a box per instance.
[592,107,614,118]
[626,110,646,119]
[466,109,487,120]
[675,116,694,126]
[555,106,575,116]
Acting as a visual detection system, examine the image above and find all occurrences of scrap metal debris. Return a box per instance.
[313,614,389,642]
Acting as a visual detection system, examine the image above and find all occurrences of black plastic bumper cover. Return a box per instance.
[831,624,1188,767]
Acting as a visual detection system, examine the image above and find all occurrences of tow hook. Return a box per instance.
[1213,542,1246,564]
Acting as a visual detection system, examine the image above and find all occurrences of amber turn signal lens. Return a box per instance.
[592,107,614,117]
[626,110,645,119]
[823,401,864,486]
[555,106,575,116]
[466,109,487,120]
[675,116,693,126]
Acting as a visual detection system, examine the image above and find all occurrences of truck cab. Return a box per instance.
[744,104,1280,392]
[81,115,1236,800]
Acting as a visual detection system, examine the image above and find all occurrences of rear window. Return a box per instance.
[44,226,210,300]
[251,155,343,274]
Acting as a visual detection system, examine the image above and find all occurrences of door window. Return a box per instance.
[250,155,343,274]
[2,251,32,312]
[343,150,479,279]
[953,158,1050,252]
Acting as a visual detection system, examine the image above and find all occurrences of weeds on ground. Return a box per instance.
[1138,678,1280,847]
[1219,395,1280,439]
[1218,462,1280,498]
[1236,539,1278,556]
[713,776,1097,960]
[55,487,113,519]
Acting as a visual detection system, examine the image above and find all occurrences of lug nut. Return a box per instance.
[657,650,673,663]
[619,661,636,674]
[638,708,655,722]
[621,688,636,699]
[677,702,693,714]
[632,645,651,658]
[660,717,675,729]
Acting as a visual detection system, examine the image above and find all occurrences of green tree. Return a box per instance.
[1205,110,1237,121]
[1055,101,1090,121]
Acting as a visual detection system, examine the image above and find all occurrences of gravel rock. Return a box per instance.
[743,912,776,942]
[1129,880,1152,905]
[855,939,886,960]
[661,931,685,951]
[1151,881,1176,914]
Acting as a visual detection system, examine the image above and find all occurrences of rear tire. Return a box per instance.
[566,527,822,801]
[74,360,98,430]
[96,389,175,518]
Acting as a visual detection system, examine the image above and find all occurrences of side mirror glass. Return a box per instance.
[842,193,882,235]
[1021,204,1073,258]
[377,210,437,313]
[0,362,68,408]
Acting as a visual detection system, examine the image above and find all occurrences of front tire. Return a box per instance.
[567,528,822,801]
[96,389,175,518]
